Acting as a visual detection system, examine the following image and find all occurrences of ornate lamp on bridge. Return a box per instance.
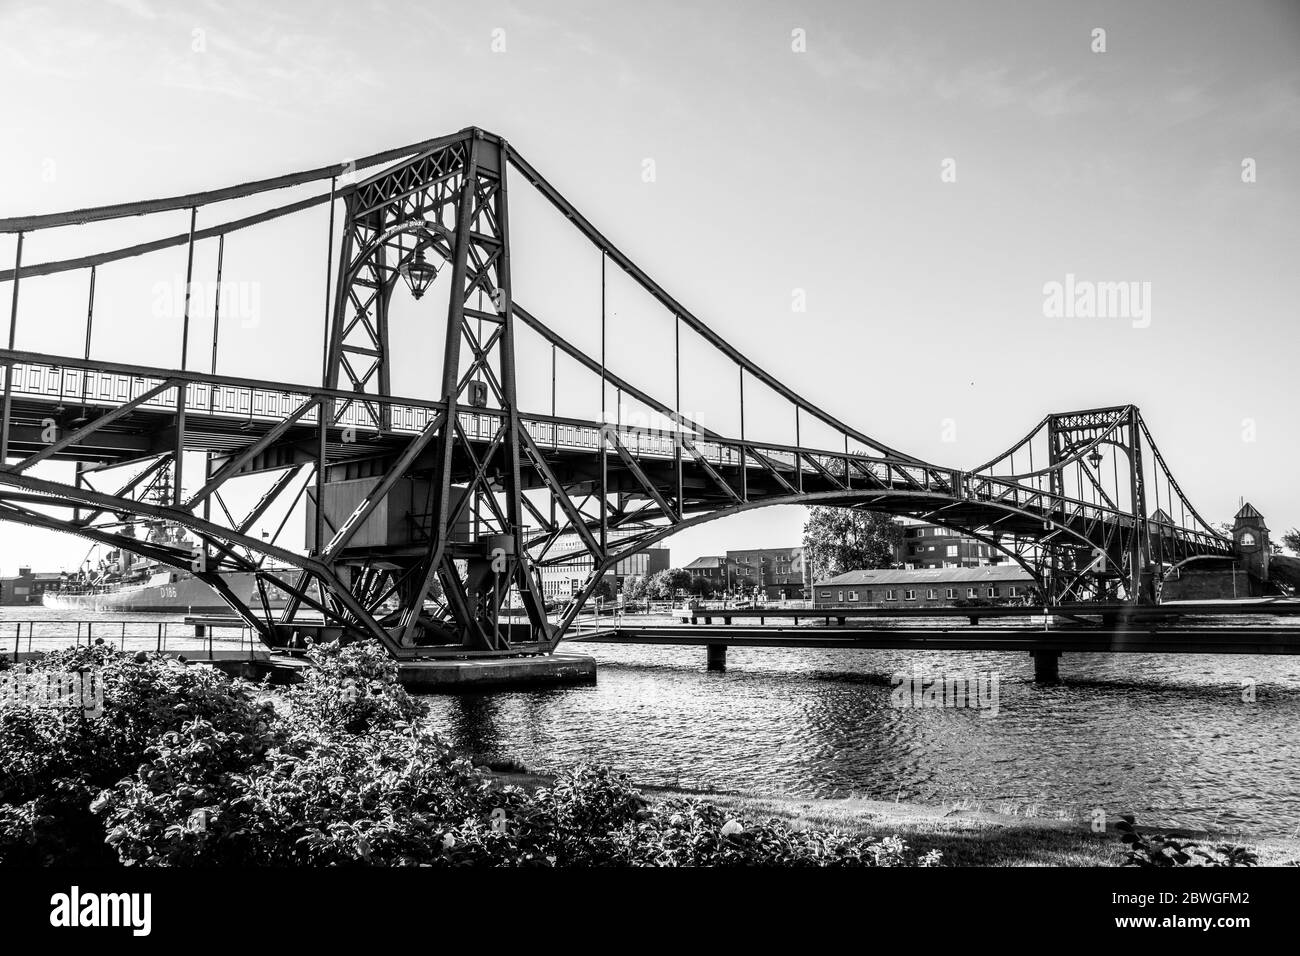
[398,246,439,300]
[1087,447,1103,469]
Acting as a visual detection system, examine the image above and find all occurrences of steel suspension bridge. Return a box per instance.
[0,127,1234,659]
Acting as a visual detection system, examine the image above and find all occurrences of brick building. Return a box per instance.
[0,567,63,606]
[896,521,1002,569]
[684,555,727,588]
[683,547,811,600]
[1161,502,1276,600]
[727,547,809,600]
[813,565,1035,608]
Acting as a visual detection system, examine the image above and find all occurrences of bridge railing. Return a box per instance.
[2,359,443,435]
[4,618,259,662]
[968,474,1229,554]
[3,356,1230,555]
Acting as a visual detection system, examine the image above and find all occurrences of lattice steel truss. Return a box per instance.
[0,127,1234,658]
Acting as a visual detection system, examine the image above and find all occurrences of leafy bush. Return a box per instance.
[0,643,266,865]
[1115,816,1257,867]
[4,640,943,868]
[288,638,426,735]
[598,798,942,867]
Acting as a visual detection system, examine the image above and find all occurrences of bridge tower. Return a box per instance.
[1043,407,1150,602]
[1231,502,1270,583]
[312,128,550,653]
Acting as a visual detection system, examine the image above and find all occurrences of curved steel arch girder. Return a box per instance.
[976,414,1131,483]
[545,487,1139,646]
[0,500,275,634]
[344,217,458,291]
[0,471,393,646]
[541,488,1118,626]
[600,488,1124,565]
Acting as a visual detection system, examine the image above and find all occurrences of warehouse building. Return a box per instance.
[812,565,1035,608]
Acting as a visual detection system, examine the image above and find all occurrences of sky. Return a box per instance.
[0,0,1297,576]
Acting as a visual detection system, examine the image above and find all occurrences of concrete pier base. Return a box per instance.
[706,643,727,671]
[1031,650,1061,683]
[210,656,308,685]
[396,651,597,692]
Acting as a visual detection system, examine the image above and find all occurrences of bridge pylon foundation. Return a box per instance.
[1031,650,1061,683]
[396,652,597,692]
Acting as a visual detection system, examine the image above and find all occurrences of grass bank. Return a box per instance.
[487,770,1300,866]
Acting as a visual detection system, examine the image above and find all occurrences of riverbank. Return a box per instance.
[486,770,1300,866]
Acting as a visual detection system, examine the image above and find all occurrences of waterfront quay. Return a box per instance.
[7,601,1300,686]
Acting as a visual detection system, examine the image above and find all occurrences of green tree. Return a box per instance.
[647,568,692,600]
[802,507,902,583]
[688,575,719,598]
[622,575,648,600]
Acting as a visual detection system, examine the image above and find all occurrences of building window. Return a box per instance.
[885,589,896,600]
[988,587,999,598]
[820,591,831,600]
[946,588,956,599]
[967,588,977,598]
[905,589,916,600]
[837,591,844,602]
[927,589,936,600]
[848,590,858,602]
[1008,586,1018,597]
[946,545,958,557]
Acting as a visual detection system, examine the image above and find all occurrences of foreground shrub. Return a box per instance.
[0,644,265,865]
[6,641,942,867]
[599,798,942,867]
[1116,816,1257,867]
[288,639,426,735]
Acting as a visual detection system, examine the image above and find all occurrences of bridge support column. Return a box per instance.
[1031,650,1060,683]
[706,643,727,672]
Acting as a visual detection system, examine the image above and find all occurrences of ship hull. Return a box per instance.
[43,572,289,614]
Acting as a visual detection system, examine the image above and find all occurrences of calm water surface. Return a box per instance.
[6,607,1299,837]
[424,638,1300,838]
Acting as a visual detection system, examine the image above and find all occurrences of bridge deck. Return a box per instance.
[680,601,1300,624]
[0,352,1231,568]
[572,624,1300,655]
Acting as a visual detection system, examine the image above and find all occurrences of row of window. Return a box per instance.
[818,586,1021,602]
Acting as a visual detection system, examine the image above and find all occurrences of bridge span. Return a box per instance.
[571,602,1300,681]
[0,127,1244,660]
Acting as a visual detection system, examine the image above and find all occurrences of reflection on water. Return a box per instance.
[6,607,1298,836]
[424,644,1300,837]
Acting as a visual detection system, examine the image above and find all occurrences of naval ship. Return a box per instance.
[43,519,289,613]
